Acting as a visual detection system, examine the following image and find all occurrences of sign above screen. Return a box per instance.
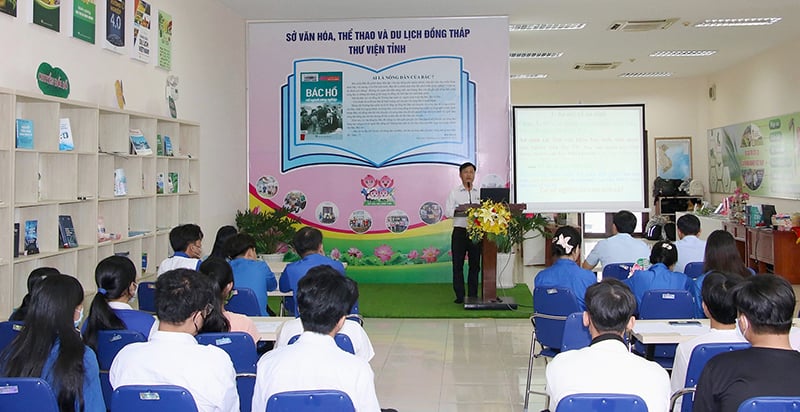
[513,104,647,212]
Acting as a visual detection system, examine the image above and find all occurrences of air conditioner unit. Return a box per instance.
[574,62,621,71]
[608,18,678,32]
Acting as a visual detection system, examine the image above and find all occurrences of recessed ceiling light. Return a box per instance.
[650,50,717,57]
[694,17,781,27]
[619,72,673,78]
[509,52,563,59]
[510,74,548,79]
[509,23,586,31]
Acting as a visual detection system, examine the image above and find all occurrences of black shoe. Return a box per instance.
[454,298,464,304]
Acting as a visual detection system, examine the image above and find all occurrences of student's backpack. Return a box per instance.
[645,215,676,241]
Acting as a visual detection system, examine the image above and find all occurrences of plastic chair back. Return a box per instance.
[532,287,582,352]
[555,393,648,412]
[287,333,356,355]
[111,385,198,412]
[676,342,751,412]
[96,329,147,409]
[560,312,591,352]
[137,282,157,313]
[265,389,355,412]
[737,396,800,412]
[639,289,694,320]
[602,263,634,281]
[683,262,705,278]
[225,288,263,316]
[196,332,257,412]
[0,321,24,353]
[0,378,59,412]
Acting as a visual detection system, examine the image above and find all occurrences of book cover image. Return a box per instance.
[299,71,343,141]
[58,215,78,248]
[114,168,127,196]
[131,0,151,63]
[129,129,152,155]
[168,172,179,193]
[105,0,125,52]
[0,0,17,17]
[73,0,96,44]
[163,135,173,156]
[59,118,74,151]
[156,134,163,156]
[156,172,164,194]
[24,220,39,255]
[33,0,60,32]
[15,119,33,149]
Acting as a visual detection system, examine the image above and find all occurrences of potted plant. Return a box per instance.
[235,206,298,262]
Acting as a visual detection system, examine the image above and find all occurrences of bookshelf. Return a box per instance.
[0,89,200,318]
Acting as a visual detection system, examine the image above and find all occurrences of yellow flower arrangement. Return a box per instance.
[466,200,512,243]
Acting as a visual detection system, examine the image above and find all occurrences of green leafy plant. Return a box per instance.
[494,210,550,254]
[234,207,298,255]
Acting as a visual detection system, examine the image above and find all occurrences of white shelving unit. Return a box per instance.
[0,89,200,318]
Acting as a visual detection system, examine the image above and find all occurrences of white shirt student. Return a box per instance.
[276,317,375,362]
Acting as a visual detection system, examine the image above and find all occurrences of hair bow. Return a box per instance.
[553,233,574,254]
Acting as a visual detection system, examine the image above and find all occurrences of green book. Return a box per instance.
[156,134,164,156]
[168,172,179,193]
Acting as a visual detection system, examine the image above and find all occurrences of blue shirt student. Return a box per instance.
[624,263,698,308]
[109,302,156,338]
[534,259,597,310]
[280,254,349,317]
[229,257,277,316]
[41,340,106,412]
[584,233,651,268]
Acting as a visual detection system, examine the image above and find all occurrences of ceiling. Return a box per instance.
[216,0,800,81]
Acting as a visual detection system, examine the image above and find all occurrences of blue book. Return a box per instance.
[59,118,74,151]
[15,119,34,149]
[163,135,173,156]
[24,220,39,255]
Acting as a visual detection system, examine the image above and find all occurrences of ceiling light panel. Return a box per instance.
[618,72,673,78]
[510,52,563,59]
[510,74,548,79]
[650,50,717,57]
[509,23,586,31]
[694,17,781,27]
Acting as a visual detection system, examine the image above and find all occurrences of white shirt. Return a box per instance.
[444,184,480,228]
[157,255,201,275]
[110,331,239,412]
[546,338,671,412]
[674,235,707,273]
[252,331,381,412]
[584,233,651,267]
[276,317,375,362]
[670,328,744,411]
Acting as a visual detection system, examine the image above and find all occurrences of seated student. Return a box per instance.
[207,225,238,260]
[110,269,239,412]
[280,226,348,316]
[0,274,105,412]
[694,274,800,412]
[8,266,59,321]
[158,223,204,275]
[545,279,670,412]
[582,210,650,270]
[674,214,706,273]
[252,266,383,412]
[198,257,260,346]
[670,272,745,409]
[533,226,597,310]
[624,241,697,308]
[83,256,157,351]
[693,230,752,315]
[226,233,277,316]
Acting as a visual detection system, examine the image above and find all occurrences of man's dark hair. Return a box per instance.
[701,271,742,324]
[297,265,358,335]
[731,273,795,335]
[585,279,637,334]
[459,162,476,173]
[155,269,215,324]
[677,214,701,236]
[612,210,637,234]
[292,226,323,256]
[225,233,256,259]
[169,224,203,252]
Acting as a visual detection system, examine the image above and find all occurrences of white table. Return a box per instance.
[251,316,293,341]
[631,319,710,345]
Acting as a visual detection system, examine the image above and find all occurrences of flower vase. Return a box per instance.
[260,253,285,265]
[496,252,515,289]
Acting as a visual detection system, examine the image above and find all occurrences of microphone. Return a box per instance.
[466,181,472,203]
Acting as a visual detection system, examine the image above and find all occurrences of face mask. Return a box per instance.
[735,316,748,341]
[74,308,84,329]
[129,285,138,302]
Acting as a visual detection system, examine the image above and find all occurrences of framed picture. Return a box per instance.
[655,137,692,180]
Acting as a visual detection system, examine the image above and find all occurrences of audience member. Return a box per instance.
[545,279,670,412]
[582,210,650,270]
[0,274,105,412]
[198,257,260,345]
[624,241,697,308]
[693,230,752,315]
[8,266,59,321]
[253,265,382,412]
[226,233,277,316]
[694,274,800,411]
[83,256,156,351]
[110,269,239,412]
[534,226,597,309]
[673,214,706,273]
[208,225,238,259]
[158,224,204,275]
[670,272,745,409]
[280,226,348,316]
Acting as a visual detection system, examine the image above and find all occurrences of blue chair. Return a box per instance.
[265,390,355,412]
[670,342,751,412]
[0,377,59,412]
[196,332,258,412]
[287,333,356,355]
[555,393,648,412]
[524,287,582,412]
[225,288,263,316]
[602,263,634,280]
[738,396,800,411]
[0,321,24,353]
[96,329,147,409]
[683,262,705,278]
[560,312,591,352]
[137,282,156,313]
[635,289,695,369]
[111,385,198,412]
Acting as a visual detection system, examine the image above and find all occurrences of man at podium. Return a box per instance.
[445,162,481,304]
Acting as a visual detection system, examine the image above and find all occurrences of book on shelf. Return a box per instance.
[24,220,39,255]
[13,223,19,258]
[114,168,127,196]
[15,119,34,149]
[163,135,174,156]
[129,129,153,155]
[156,134,164,156]
[168,172,179,193]
[156,172,165,194]
[58,215,79,248]
[59,118,74,151]
[128,230,149,237]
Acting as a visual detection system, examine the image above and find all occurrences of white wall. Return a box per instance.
[0,0,247,235]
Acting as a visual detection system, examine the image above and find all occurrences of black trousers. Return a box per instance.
[452,227,481,299]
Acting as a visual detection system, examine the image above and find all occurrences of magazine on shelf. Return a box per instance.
[156,134,164,156]
[156,172,165,194]
[168,172,179,193]
[114,168,127,196]
[24,220,39,255]
[15,119,34,149]
[163,135,173,156]
[129,129,153,155]
[59,118,74,151]
[58,215,79,248]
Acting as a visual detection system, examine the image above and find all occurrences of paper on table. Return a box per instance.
[633,322,709,336]
[254,320,285,334]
